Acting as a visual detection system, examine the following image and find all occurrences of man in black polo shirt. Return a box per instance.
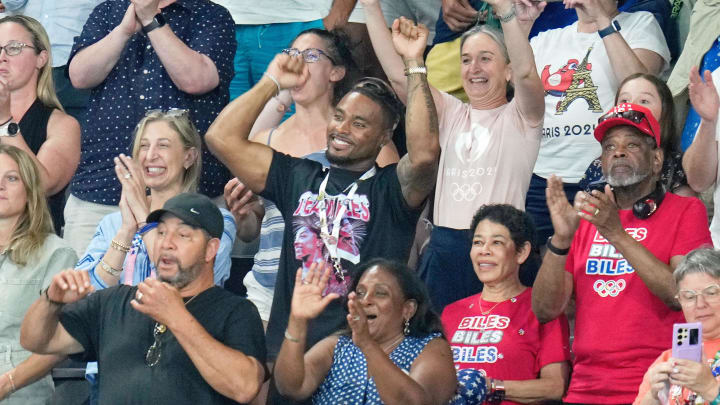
[20,193,266,404]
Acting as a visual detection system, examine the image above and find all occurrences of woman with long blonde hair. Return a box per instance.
[75,109,235,290]
[0,15,81,235]
[0,144,77,403]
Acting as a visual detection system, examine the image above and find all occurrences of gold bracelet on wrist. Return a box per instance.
[110,239,131,253]
[99,259,122,277]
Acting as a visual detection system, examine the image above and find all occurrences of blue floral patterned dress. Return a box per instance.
[313,333,442,404]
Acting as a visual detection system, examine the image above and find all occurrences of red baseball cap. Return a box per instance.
[594,103,661,147]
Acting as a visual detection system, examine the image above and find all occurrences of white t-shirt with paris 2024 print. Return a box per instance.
[530,11,670,183]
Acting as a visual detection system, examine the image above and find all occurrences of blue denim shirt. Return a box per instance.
[68,0,236,205]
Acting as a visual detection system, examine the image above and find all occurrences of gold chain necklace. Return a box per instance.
[478,297,503,316]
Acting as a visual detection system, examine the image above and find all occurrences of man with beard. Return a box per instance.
[531,103,712,402]
[19,193,266,404]
[206,20,438,405]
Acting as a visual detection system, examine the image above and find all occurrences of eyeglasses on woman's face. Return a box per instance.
[0,40,35,57]
[676,284,720,307]
[281,47,335,64]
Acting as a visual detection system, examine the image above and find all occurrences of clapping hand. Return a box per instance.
[46,270,95,305]
[442,0,478,32]
[563,0,612,27]
[574,185,624,242]
[689,66,720,124]
[545,175,580,247]
[515,0,547,26]
[265,53,310,92]
[391,17,429,62]
[130,0,161,26]
[289,263,339,322]
[115,154,149,232]
[347,291,373,350]
[118,3,142,37]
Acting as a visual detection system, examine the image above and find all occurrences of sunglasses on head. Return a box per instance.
[281,48,335,64]
[144,108,189,118]
[598,109,657,141]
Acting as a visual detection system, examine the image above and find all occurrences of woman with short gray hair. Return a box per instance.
[635,248,720,405]
[360,0,545,311]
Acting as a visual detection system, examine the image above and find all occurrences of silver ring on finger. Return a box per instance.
[594,207,600,216]
[124,173,131,179]
[352,315,360,321]
[136,291,143,303]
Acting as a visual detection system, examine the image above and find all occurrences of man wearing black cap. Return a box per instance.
[531,104,712,403]
[19,193,267,404]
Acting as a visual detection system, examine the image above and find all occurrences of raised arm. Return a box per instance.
[132,0,224,95]
[683,67,720,192]
[132,278,265,403]
[359,0,444,110]
[69,3,140,89]
[532,176,577,323]
[567,0,665,79]
[205,54,309,193]
[323,0,358,30]
[275,265,339,400]
[489,0,545,124]
[393,19,441,209]
[20,270,92,355]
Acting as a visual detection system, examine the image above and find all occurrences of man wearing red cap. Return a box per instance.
[532,103,713,403]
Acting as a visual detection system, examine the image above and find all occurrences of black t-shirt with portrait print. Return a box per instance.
[260,150,423,360]
[59,285,266,405]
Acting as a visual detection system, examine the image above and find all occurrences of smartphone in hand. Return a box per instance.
[672,322,702,362]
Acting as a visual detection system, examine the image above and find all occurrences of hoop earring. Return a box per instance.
[403,318,410,336]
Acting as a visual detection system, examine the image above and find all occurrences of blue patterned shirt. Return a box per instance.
[68,0,236,204]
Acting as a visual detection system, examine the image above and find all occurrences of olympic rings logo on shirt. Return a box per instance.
[450,182,483,202]
[593,279,626,297]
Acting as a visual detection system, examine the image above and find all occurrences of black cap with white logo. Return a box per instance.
[146,192,223,239]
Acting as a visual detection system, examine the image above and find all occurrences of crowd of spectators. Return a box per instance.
[1,0,720,404]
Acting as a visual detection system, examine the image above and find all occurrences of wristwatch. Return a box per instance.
[547,236,570,256]
[487,379,506,404]
[142,13,166,34]
[598,20,621,38]
[0,118,19,137]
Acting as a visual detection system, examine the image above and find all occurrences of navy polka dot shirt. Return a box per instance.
[69,0,236,204]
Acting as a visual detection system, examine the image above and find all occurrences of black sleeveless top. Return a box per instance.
[19,99,66,235]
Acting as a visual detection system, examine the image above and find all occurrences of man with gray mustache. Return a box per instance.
[531,103,712,403]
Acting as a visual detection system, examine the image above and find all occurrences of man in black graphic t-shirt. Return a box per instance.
[207,20,438,383]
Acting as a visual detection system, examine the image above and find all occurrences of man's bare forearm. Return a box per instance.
[170,311,264,403]
[397,63,440,208]
[20,298,66,354]
[69,27,132,89]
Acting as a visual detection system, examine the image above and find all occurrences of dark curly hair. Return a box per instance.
[293,28,359,105]
[469,204,537,255]
[349,258,444,337]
